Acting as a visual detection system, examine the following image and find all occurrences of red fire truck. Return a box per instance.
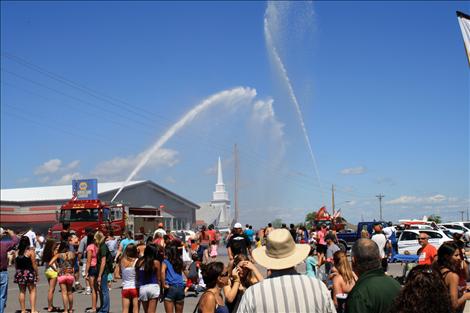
[48,199,126,239]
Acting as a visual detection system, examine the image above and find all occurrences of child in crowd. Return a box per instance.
[209,240,218,261]
[305,246,318,278]
[184,253,204,296]
[255,237,262,248]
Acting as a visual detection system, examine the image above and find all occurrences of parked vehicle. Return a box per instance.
[170,230,196,242]
[397,229,453,254]
[336,221,389,251]
[439,222,470,235]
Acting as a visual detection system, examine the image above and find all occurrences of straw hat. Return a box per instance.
[252,228,310,270]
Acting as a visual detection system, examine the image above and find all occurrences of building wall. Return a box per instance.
[0,182,197,233]
[100,183,196,229]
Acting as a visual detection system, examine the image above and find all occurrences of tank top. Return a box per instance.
[138,264,158,286]
[163,259,184,286]
[210,245,218,257]
[86,244,98,267]
[57,253,74,276]
[121,259,137,289]
[15,254,34,271]
[199,291,230,313]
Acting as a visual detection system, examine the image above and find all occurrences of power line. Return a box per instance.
[1,54,384,203]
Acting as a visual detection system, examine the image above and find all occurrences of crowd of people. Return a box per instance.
[0,221,470,313]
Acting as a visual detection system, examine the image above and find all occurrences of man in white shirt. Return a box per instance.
[371,223,390,272]
[24,229,36,248]
[237,229,335,313]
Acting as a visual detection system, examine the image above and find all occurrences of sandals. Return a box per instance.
[47,307,61,312]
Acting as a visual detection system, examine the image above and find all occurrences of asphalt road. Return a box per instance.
[4,250,404,313]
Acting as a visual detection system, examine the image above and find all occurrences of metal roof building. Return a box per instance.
[0,180,199,234]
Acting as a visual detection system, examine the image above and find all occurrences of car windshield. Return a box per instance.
[464,223,470,229]
[443,230,454,239]
[60,208,99,222]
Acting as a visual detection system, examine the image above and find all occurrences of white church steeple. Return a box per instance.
[211,156,231,227]
[213,157,229,201]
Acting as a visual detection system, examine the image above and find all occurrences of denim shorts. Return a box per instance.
[88,266,98,277]
[164,285,185,302]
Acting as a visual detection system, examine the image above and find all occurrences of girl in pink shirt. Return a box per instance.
[85,232,100,313]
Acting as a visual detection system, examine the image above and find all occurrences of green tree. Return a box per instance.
[428,214,441,224]
[272,218,283,228]
[305,212,316,224]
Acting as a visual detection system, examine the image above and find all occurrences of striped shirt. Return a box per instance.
[237,274,336,313]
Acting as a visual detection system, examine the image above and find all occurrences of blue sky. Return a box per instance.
[1,1,469,226]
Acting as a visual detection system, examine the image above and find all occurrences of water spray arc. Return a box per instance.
[264,7,325,203]
[111,87,257,202]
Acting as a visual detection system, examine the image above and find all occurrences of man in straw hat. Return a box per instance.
[237,228,335,313]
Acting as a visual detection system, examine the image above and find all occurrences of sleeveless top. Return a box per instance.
[210,245,218,257]
[16,254,34,271]
[57,253,74,276]
[199,290,229,313]
[442,269,465,304]
[138,262,158,286]
[163,259,184,286]
[121,258,137,289]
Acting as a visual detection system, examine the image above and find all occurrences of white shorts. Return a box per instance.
[139,284,160,301]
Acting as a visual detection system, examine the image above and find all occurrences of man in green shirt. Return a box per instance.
[346,238,400,313]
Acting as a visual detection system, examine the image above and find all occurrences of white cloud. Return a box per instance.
[340,166,367,175]
[66,160,80,170]
[386,194,447,205]
[55,172,81,185]
[35,159,62,175]
[92,148,179,181]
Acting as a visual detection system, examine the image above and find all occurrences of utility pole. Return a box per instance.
[467,207,469,221]
[376,194,385,221]
[332,184,335,216]
[233,144,239,224]
[459,210,465,221]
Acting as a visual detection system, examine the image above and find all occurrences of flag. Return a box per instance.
[333,209,342,220]
[457,11,470,66]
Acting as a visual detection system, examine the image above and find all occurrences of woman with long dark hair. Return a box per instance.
[135,243,161,313]
[121,243,139,313]
[14,235,39,313]
[198,262,229,313]
[224,254,263,313]
[162,244,185,313]
[391,264,453,313]
[42,239,60,312]
[84,231,100,313]
[434,242,470,312]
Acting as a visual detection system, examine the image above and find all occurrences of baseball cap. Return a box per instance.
[233,223,242,229]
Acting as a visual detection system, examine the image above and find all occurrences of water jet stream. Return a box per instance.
[264,9,325,203]
[111,87,257,202]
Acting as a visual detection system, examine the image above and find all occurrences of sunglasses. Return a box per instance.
[220,271,229,277]
[418,238,428,240]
